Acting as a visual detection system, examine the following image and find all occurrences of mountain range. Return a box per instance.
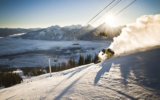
[0,23,126,41]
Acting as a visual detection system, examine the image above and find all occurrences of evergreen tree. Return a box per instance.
[70,57,73,68]
[68,58,72,69]
[93,53,101,63]
[85,56,87,64]
[58,63,61,71]
[64,63,67,70]
[61,62,67,71]
[78,55,81,66]
[88,54,92,64]
[72,59,76,67]
[51,65,56,72]
[54,66,56,72]
[61,63,63,71]
[0,75,1,87]
[84,54,91,64]
[0,73,23,88]
[78,54,84,66]
[12,73,16,85]
[55,64,57,72]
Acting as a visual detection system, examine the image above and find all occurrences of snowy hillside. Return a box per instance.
[0,46,160,100]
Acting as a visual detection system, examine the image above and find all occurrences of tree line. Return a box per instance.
[0,66,17,74]
[0,73,23,88]
[20,67,45,76]
[0,65,23,88]
[45,53,100,73]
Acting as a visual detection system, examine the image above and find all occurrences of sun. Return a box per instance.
[105,15,116,27]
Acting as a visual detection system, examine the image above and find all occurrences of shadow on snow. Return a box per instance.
[94,47,160,93]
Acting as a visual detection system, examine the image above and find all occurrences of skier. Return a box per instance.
[102,48,114,59]
[94,48,114,64]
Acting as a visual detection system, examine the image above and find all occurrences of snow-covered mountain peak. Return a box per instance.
[39,31,45,36]
[84,24,94,30]
[63,24,83,30]
[19,24,106,40]
[48,25,61,30]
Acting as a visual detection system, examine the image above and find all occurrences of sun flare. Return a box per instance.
[105,15,116,27]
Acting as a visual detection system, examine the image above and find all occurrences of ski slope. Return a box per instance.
[1,46,160,100]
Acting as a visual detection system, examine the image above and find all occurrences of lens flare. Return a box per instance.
[105,15,116,27]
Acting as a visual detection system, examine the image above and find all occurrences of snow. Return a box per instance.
[9,33,26,37]
[0,46,160,100]
[39,31,45,36]
[65,49,71,53]
[46,28,51,32]
[13,69,24,76]
[52,37,54,39]
[48,25,61,30]
[46,25,65,35]
[54,30,64,35]
[63,24,82,31]
[58,35,62,39]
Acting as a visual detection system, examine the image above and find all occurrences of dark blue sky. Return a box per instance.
[0,0,160,28]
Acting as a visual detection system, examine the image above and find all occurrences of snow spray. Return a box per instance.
[98,52,106,61]
[109,14,160,54]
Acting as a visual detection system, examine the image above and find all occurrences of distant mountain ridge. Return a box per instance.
[0,28,41,37]
[20,24,95,40]
[0,23,125,41]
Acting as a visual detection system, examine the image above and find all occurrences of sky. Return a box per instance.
[0,0,160,28]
